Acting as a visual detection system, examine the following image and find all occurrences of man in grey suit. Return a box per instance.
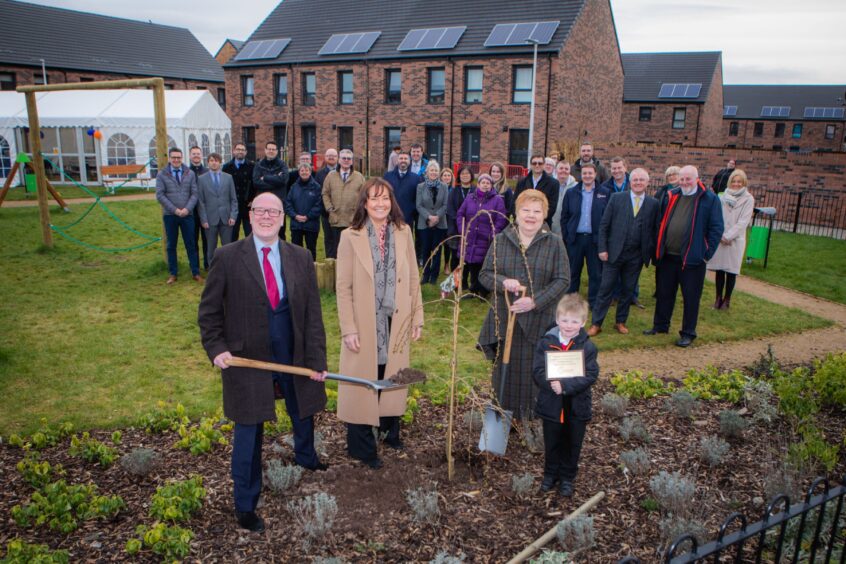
[198,152,238,264]
[155,147,201,285]
[588,168,658,335]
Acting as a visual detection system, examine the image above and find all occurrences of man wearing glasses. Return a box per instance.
[199,191,329,533]
[515,154,561,228]
[322,149,364,258]
[156,147,202,285]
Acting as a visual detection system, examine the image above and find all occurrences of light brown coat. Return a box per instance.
[335,224,423,426]
[322,169,365,227]
[706,191,755,275]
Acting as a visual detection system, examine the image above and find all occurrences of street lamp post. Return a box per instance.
[526,38,540,169]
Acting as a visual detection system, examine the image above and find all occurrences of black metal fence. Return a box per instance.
[619,475,846,563]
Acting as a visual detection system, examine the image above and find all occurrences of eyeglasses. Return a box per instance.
[250,207,283,218]
[531,161,544,166]
[340,156,353,160]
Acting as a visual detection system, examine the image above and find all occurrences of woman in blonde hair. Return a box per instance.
[489,161,514,218]
[706,169,754,310]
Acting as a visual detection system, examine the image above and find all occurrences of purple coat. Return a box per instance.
[457,188,508,264]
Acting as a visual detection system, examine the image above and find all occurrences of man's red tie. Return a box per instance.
[261,247,280,309]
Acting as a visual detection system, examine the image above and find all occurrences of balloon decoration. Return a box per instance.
[93,130,103,140]
[86,128,95,136]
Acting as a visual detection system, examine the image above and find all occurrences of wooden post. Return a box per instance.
[0,160,21,207]
[151,78,168,262]
[44,180,70,211]
[24,92,53,248]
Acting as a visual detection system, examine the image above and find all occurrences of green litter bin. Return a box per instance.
[746,207,776,268]
[25,173,37,194]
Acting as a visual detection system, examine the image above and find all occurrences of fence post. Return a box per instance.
[792,192,802,233]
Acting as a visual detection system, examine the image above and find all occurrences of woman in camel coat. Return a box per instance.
[336,178,424,469]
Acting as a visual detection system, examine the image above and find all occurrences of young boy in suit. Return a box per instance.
[532,293,599,497]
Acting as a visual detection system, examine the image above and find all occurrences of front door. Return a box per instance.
[425,126,444,166]
[461,127,480,163]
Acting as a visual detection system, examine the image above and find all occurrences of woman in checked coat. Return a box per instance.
[478,189,570,420]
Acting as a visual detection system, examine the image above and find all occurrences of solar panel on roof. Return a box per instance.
[398,27,466,51]
[439,26,466,48]
[805,107,845,119]
[657,83,702,99]
[417,29,442,50]
[761,106,790,117]
[484,21,560,47]
[398,29,427,50]
[318,32,380,56]
[724,106,737,116]
[319,34,345,56]
[233,38,290,62]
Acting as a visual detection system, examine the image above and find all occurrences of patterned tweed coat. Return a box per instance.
[478,225,570,418]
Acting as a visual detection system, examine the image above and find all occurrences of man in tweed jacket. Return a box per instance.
[155,147,201,284]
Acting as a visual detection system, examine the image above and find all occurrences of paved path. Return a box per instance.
[2,193,156,208]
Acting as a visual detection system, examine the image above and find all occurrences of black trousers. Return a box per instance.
[566,233,602,307]
[653,254,706,339]
[321,214,335,258]
[326,226,345,259]
[231,205,252,241]
[592,250,643,327]
[346,365,401,462]
[291,230,319,261]
[192,206,208,270]
[542,416,588,482]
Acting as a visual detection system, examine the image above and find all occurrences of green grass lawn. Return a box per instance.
[0,201,831,435]
[742,231,846,304]
[2,183,151,201]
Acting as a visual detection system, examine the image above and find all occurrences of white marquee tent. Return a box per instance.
[0,89,231,186]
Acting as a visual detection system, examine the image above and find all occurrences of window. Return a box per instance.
[639,107,652,122]
[201,134,210,160]
[147,135,177,178]
[188,134,198,151]
[302,72,316,106]
[512,66,533,104]
[273,125,288,155]
[774,123,785,138]
[196,86,206,90]
[338,71,353,104]
[672,108,686,129]
[464,66,483,104]
[164,84,174,90]
[753,122,764,137]
[214,134,223,156]
[0,135,11,178]
[34,74,47,86]
[1,73,16,91]
[217,87,226,109]
[385,69,401,104]
[241,75,254,106]
[508,129,529,167]
[792,124,803,138]
[223,134,231,161]
[772,145,783,152]
[301,125,317,155]
[338,127,354,151]
[106,133,136,178]
[825,124,836,140]
[385,127,402,166]
[79,77,95,83]
[242,126,256,161]
[274,74,288,106]
[427,68,445,104]
[729,122,739,136]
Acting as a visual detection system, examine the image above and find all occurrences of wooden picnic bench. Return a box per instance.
[101,163,151,193]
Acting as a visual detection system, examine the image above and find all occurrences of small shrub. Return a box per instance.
[8,418,74,450]
[658,516,707,549]
[174,417,229,455]
[265,459,303,493]
[788,424,840,474]
[69,432,118,468]
[682,366,748,403]
[744,379,778,425]
[719,410,748,439]
[699,435,730,467]
[599,393,629,418]
[619,448,651,475]
[429,551,465,564]
[639,497,660,512]
[406,486,440,525]
[762,457,803,503]
[11,480,125,533]
[556,514,595,554]
[611,370,672,399]
[530,551,570,564]
[1,539,69,563]
[283,431,327,459]
[772,366,818,421]
[664,390,698,419]
[402,395,419,425]
[110,431,122,445]
[264,402,293,436]
[16,452,64,489]
[748,344,779,379]
[126,522,193,563]
[119,448,159,477]
[519,420,544,453]
[619,415,651,444]
[649,471,696,517]
[510,473,534,497]
[137,401,189,434]
[287,492,338,548]
[150,476,205,523]
[812,352,846,409]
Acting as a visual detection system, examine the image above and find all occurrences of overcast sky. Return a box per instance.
[26,0,846,84]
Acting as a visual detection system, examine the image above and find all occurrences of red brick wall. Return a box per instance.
[724,119,845,152]
[697,62,724,147]
[215,42,238,65]
[620,103,701,145]
[0,64,221,92]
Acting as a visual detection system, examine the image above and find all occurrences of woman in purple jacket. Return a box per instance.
[457,173,508,296]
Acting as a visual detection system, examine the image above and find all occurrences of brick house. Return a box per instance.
[620,52,724,147]
[215,39,245,66]
[0,0,224,103]
[722,85,846,153]
[224,0,623,171]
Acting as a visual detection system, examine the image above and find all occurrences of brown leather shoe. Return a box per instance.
[615,323,629,334]
[166,275,177,285]
[587,324,602,337]
[193,274,204,283]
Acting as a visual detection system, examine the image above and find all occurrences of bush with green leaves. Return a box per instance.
[265,459,303,493]
[699,435,730,467]
[510,473,534,497]
[1,539,69,563]
[174,417,229,455]
[11,480,125,533]
[150,476,205,523]
[264,402,293,436]
[812,352,846,409]
[619,415,651,444]
[120,448,159,477]
[8,419,74,450]
[772,366,818,421]
[611,370,672,399]
[744,379,778,425]
[682,365,748,403]
[16,452,64,489]
[664,390,698,419]
[68,432,119,468]
[788,423,840,474]
[649,471,695,517]
[557,514,595,554]
[406,486,440,525]
[599,393,629,418]
[137,401,190,434]
[718,410,748,439]
[287,492,338,548]
[125,522,194,563]
[620,448,651,475]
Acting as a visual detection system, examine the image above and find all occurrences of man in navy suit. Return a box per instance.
[560,163,610,308]
[383,149,420,227]
[589,168,658,336]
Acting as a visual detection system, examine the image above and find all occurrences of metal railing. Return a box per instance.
[620,475,846,563]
